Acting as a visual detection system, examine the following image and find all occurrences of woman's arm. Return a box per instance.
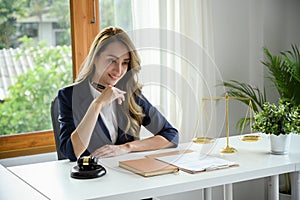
[70,99,103,158]
[91,135,173,158]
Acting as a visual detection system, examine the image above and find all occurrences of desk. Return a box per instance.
[8,134,300,200]
[0,164,47,200]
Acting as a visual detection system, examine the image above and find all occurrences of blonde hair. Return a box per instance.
[76,27,144,138]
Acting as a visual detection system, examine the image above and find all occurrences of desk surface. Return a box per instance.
[8,134,300,200]
[0,164,47,200]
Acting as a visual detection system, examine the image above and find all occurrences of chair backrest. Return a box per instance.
[50,96,65,160]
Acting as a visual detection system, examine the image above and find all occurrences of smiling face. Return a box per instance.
[92,41,130,87]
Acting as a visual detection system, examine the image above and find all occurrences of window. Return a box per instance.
[53,22,71,46]
[17,23,38,39]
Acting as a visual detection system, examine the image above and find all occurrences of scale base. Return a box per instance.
[220,146,237,153]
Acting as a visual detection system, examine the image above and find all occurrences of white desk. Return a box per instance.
[8,134,300,200]
[0,164,47,200]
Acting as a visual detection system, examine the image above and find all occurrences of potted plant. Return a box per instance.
[252,99,300,154]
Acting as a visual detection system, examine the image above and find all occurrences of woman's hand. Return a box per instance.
[93,85,126,111]
[99,85,126,105]
[91,144,130,158]
[90,136,174,158]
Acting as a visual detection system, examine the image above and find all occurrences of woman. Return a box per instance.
[58,27,179,161]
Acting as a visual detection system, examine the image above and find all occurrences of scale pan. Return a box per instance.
[240,135,261,142]
[192,137,215,144]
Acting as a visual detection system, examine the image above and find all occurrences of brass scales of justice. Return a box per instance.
[192,93,261,153]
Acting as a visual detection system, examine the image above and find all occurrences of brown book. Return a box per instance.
[119,157,179,177]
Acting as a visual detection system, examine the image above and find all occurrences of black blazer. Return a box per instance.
[57,80,179,161]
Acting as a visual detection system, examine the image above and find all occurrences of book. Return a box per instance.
[119,157,179,177]
[156,152,238,174]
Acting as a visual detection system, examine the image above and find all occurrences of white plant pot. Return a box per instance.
[270,134,292,155]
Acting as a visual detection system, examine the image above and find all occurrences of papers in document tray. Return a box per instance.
[156,152,238,174]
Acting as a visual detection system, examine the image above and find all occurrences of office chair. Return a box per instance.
[50,96,66,160]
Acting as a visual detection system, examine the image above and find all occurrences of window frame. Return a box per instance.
[0,0,99,159]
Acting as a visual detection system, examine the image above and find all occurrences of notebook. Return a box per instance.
[119,157,179,177]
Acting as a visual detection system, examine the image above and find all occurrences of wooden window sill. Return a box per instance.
[0,130,56,159]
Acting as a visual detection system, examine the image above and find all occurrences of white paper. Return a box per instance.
[156,152,236,172]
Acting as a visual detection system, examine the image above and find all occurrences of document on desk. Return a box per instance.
[156,152,238,174]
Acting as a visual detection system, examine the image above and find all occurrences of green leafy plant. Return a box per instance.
[252,99,300,135]
[263,45,300,105]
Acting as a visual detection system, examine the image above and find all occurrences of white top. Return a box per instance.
[89,82,118,144]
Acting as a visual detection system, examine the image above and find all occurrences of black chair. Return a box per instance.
[50,96,65,160]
